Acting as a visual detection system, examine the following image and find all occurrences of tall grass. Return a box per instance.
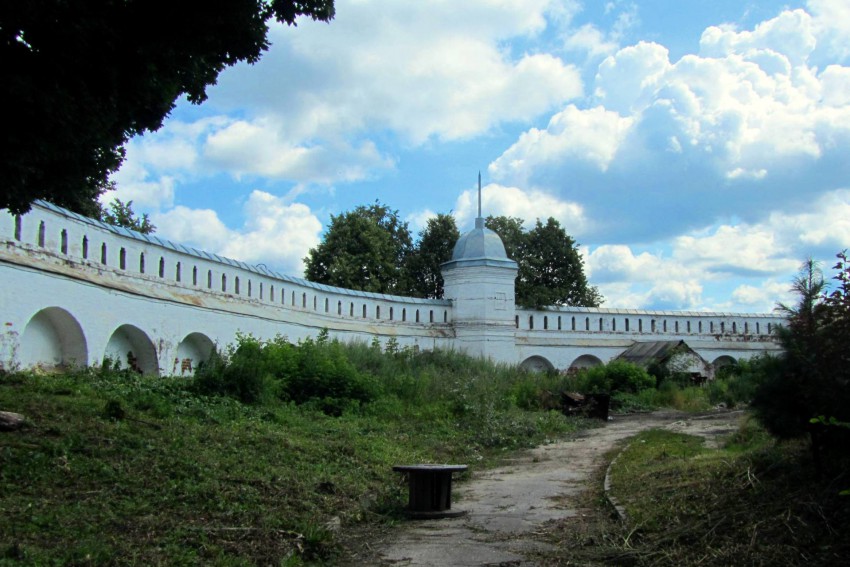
[0,339,587,565]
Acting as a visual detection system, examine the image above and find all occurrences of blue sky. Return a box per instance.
[109,0,850,313]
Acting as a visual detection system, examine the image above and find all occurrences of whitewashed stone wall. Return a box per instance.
[1,202,784,375]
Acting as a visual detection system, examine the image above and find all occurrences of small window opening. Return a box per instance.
[101,243,107,264]
[235,277,240,294]
[37,221,45,247]
[158,257,165,278]
[207,270,212,289]
[176,262,182,282]
[193,266,198,285]
[529,316,534,330]
[119,248,126,270]
[14,216,22,240]
[82,236,88,259]
[60,230,68,254]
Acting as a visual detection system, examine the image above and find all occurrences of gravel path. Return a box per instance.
[360,410,744,566]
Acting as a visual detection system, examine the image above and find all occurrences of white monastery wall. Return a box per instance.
[514,306,784,370]
[1,203,453,375]
[1,203,784,375]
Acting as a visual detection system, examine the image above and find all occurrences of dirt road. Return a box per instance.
[357,410,744,566]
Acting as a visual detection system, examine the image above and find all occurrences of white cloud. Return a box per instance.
[152,191,322,276]
[453,183,587,233]
[106,158,175,210]
[490,105,634,182]
[731,280,791,310]
[489,6,850,243]
[202,118,393,183]
[209,0,583,145]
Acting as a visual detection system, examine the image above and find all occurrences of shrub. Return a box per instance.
[579,360,654,394]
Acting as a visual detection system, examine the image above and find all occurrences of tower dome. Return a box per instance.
[450,217,508,261]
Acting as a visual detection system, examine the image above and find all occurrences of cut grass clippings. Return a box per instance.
[541,417,850,566]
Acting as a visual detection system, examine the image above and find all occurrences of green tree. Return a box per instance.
[751,253,850,459]
[484,215,524,261]
[486,215,602,308]
[404,213,460,299]
[1,0,335,215]
[304,202,413,294]
[99,199,155,234]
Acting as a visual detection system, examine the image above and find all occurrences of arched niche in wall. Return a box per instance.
[104,324,159,375]
[712,355,737,371]
[20,307,88,370]
[520,355,555,373]
[174,332,215,376]
[570,354,603,369]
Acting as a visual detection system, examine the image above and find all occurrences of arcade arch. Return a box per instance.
[570,354,603,369]
[104,324,159,375]
[520,355,555,373]
[174,332,215,376]
[20,307,88,370]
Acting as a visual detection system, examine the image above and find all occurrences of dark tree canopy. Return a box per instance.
[304,202,414,295]
[751,253,850,453]
[485,215,602,309]
[1,0,335,215]
[405,213,460,299]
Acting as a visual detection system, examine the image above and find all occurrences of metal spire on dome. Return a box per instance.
[476,171,484,229]
[478,171,482,218]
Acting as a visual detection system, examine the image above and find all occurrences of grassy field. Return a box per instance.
[0,341,586,566]
[5,339,845,565]
[542,417,850,566]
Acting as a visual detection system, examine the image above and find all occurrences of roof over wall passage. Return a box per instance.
[616,340,694,366]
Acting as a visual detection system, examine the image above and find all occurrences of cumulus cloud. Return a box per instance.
[453,183,588,233]
[490,5,850,244]
[106,157,175,210]
[582,187,850,312]
[209,0,583,145]
[152,191,322,275]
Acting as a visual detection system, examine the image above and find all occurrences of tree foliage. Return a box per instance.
[98,199,155,234]
[751,252,850,458]
[405,213,460,299]
[485,215,602,308]
[1,0,335,215]
[304,202,413,295]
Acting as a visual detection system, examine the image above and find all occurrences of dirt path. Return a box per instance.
[356,410,744,566]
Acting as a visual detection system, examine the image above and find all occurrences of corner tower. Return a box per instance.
[441,175,518,363]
